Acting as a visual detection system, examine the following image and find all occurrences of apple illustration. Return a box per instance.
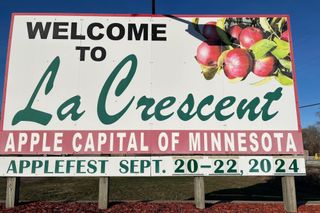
[239,27,264,48]
[203,22,220,43]
[223,48,252,79]
[281,30,289,42]
[196,41,222,66]
[229,25,243,41]
[253,55,277,77]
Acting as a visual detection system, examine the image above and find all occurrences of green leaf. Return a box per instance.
[270,17,279,25]
[269,17,286,32]
[200,64,218,80]
[216,67,223,75]
[277,17,286,32]
[260,18,272,33]
[270,17,281,25]
[251,76,273,86]
[250,39,277,59]
[272,37,290,59]
[216,18,232,45]
[275,71,293,86]
[278,59,292,71]
[215,18,225,30]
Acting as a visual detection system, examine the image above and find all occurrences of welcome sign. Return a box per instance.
[0,14,305,175]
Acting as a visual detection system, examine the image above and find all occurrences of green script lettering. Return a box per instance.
[137,96,155,120]
[214,96,236,121]
[57,96,85,121]
[12,56,60,125]
[237,97,261,120]
[97,54,137,124]
[237,87,282,121]
[11,54,283,126]
[261,87,282,120]
[197,95,214,121]
[154,97,175,120]
[177,94,197,121]
[137,96,176,121]
[135,88,282,122]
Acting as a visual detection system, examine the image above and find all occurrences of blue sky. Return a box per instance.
[0,0,319,128]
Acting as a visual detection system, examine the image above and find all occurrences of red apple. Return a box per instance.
[253,56,276,77]
[281,30,289,42]
[224,48,252,79]
[196,41,222,66]
[203,22,220,43]
[239,27,264,48]
[229,25,243,41]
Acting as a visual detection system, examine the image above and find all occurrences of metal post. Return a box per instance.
[194,176,205,209]
[152,0,156,14]
[98,177,109,209]
[282,176,297,213]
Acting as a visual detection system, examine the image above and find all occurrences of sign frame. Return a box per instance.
[0,13,304,159]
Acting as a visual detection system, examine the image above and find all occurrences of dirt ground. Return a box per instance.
[1,201,320,213]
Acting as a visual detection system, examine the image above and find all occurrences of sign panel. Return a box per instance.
[1,14,303,155]
[0,156,306,177]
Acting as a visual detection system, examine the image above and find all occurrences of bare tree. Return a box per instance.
[303,112,320,155]
[303,126,320,155]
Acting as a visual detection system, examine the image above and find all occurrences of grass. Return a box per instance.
[0,176,278,201]
[0,169,319,202]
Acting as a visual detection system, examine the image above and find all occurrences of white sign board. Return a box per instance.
[0,156,306,176]
[0,14,305,176]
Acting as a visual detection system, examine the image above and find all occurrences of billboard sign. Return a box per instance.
[1,14,304,159]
